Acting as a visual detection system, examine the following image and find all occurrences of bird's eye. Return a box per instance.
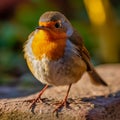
[55,22,61,28]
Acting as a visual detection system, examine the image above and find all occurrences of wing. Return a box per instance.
[69,29,90,61]
[69,29,108,86]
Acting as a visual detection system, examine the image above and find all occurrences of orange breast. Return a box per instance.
[31,30,67,60]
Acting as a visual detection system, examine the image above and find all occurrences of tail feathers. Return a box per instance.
[80,49,108,87]
[87,69,108,87]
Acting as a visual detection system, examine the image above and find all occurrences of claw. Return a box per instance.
[24,99,35,103]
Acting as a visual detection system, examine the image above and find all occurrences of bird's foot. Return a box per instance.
[29,97,43,109]
[53,100,68,113]
[24,97,42,109]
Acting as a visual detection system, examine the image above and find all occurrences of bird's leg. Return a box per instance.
[53,84,72,113]
[29,84,48,108]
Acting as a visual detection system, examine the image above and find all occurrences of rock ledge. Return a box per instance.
[0,64,120,120]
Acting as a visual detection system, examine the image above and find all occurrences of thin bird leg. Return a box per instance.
[53,84,72,113]
[30,84,48,108]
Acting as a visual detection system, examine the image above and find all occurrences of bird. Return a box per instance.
[23,11,108,112]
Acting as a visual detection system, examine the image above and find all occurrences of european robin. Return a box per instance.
[23,11,108,112]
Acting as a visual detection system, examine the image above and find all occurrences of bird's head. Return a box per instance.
[31,11,73,60]
[38,11,73,39]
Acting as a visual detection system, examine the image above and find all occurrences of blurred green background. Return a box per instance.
[0,0,120,98]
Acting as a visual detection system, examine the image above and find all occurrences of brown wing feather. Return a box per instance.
[69,29,108,86]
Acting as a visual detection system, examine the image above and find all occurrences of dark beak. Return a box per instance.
[36,26,49,31]
[36,26,45,30]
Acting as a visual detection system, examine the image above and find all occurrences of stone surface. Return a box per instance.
[0,64,120,120]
